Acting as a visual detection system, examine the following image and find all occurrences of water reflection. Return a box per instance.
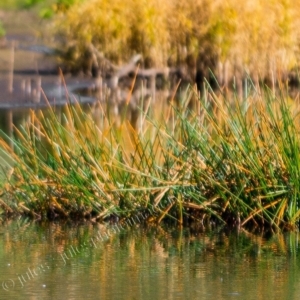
[0,220,299,300]
[0,108,31,146]
[0,91,166,146]
[0,109,13,149]
[0,105,73,142]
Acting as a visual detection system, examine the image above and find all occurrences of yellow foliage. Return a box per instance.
[52,0,300,76]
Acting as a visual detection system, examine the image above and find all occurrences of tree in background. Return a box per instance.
[2,0,300,84]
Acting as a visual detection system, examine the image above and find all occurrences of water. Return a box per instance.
[0,219,299,300]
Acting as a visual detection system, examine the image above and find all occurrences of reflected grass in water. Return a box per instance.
[0,219,300,299]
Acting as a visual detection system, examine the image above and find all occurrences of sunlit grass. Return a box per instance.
[0,81,300,231]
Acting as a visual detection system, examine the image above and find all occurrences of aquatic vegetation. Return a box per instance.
[0,79,300,231]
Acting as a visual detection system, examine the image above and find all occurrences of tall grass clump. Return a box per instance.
[1,82,300,230]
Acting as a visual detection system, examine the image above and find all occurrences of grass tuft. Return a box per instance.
[0,82,300,231]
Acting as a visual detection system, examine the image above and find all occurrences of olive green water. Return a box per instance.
[0,219,300,300]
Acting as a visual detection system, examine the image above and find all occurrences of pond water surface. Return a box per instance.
[0,219,299,300]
